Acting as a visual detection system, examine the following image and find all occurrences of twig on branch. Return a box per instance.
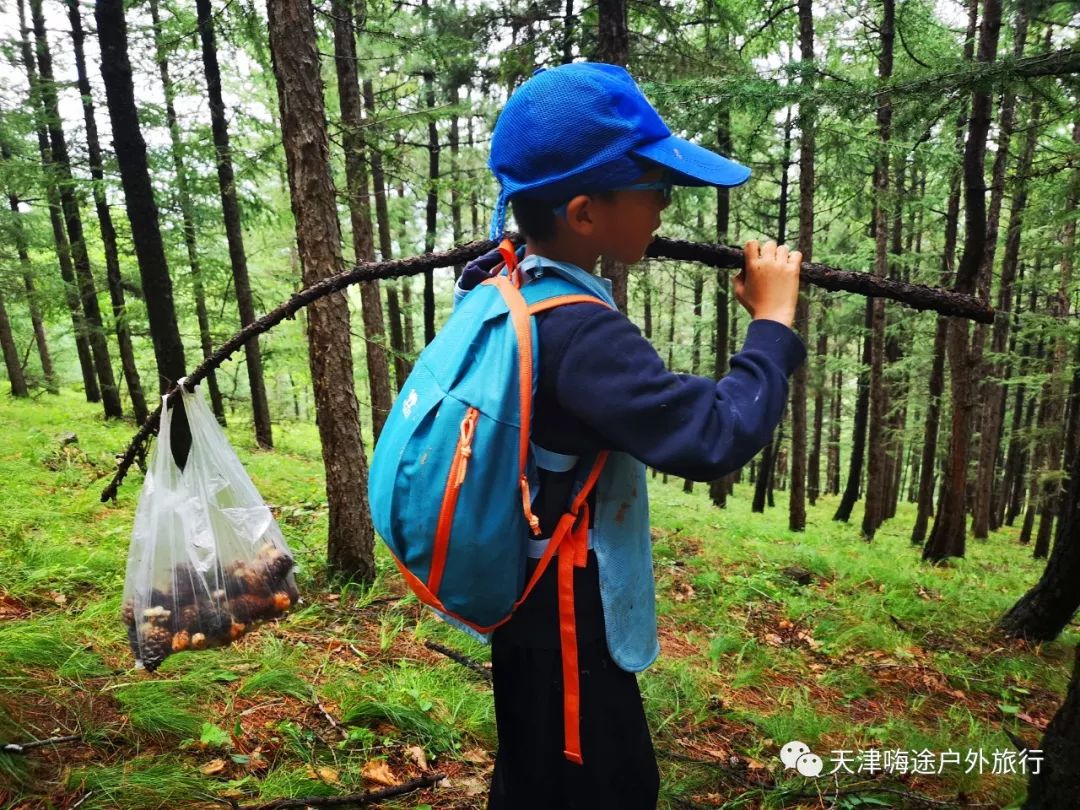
[424,640,493,682]
[100,235,993,502]
[2,734,81,754]
[238,772,446,809]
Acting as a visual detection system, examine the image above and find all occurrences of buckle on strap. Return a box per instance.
[526,530,593,559]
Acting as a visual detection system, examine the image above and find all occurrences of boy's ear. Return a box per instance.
[564,195,596,237]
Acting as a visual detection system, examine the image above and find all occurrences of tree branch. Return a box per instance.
[100,236,993,503]
[236,773,446,809]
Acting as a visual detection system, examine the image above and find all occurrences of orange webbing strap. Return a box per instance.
[490,264,542,536]
[527,294,611,316]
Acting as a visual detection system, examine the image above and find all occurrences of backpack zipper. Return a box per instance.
[428,407,479,594]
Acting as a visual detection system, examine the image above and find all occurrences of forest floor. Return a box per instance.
[0,391,1074,809]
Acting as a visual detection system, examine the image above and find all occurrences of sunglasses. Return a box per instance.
[552,172,674,219]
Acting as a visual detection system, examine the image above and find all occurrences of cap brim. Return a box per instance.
[631,135,751,188]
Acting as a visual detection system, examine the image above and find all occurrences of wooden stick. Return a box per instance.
[2,734,81,754]
[424,640,493,682]
[237,773,446,809]
[100,236,993,502]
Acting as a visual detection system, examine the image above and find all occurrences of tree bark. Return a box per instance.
[972,12,1033,538]
[924,0,1002,564]
[422,60,438,346]
[595,0,629,311]
[19,0,97,403]
[1023,645,1080,808]
[31,0,122,418]
[363,78,410,390]
[333,0,393,440]
[68,0,147,424]
[790,0,815,532]
[148,0,225,425]
[267,0,375,582]
[1,139,55,393]
[196,0,273,449]
[709,114,734,509]
[0,289,28,397]
[96,0,190,466]
[835,298,872,523]
[862,0,894,541]
[827,361,842,495]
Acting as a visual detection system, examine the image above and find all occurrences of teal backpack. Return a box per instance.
[368,240,610,764]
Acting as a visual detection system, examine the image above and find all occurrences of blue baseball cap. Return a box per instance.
[487,62,751,240]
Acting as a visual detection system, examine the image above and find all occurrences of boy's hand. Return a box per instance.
[734,240,802,328]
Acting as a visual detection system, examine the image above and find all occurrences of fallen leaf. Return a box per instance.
[462,747,491,765]
[362,759,399,786]
[461,777,486,796]
[314,766,339,783]
[1017,712,1048,730]
[406,745,429,770]
[200,758,228,776]
[49,591,67,606]
[764,633,784,646]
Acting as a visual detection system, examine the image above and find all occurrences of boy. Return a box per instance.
[456,62,805,809]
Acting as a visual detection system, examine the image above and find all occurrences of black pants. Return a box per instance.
[487,551,660,810]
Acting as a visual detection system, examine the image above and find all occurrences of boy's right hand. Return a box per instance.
[733,240,802,328]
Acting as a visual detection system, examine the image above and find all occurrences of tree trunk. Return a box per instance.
[1,139,56,393]
[827,362,842,495]
[31,0,122,419]
[1000,437,1080,642]
[862,0,894,541]
[595,0,629,311]
[835,299,872,523]
[924,0,1002,564]
[1023,646,1080,808]
[790,0,815,532]
[422,66,438,346]
[0,290,28,397]
[363,78,410,390]
[96,0,191,465]
[449,81,463,280]
[972,11,1032,538]
[267,0,376,582]
[196,0,273,449]
[148,0,225,425]
[68,0,147,423]
[1030,116,1079,559]
[333,0,393,440]
[18,0,98,404]
[709,119,733,509]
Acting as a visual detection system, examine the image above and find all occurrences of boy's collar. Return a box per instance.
[517,250,616,309]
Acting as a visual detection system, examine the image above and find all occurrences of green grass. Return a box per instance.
[0,391,1073,809]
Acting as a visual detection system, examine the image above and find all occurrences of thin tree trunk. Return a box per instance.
[69,0,146,423]
[449,82,463,280]
[422,66,438,345]
[333,0,392,440]
[267,0,375,582]
[196,0,272,448]
[363,78,410,390]
[835,299,872,523]
[709,117,733,508]
[96,0,190,465]
[148,0,224,425]
[0,290,28,397]
[32,0,121,418]
[790,0,815,531]
[827,362,842,495]
[19,0,98,405]
[1,139,56,393]
[973,13,1034,538]
[862,0,894,540]
[595,0,629,311]
[924,0,1001,563]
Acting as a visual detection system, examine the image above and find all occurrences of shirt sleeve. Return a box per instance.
[453,247,504,308]
[550,308,806,481]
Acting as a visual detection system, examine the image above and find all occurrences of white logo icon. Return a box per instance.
[781,740,823,777]
[402,389,419,418]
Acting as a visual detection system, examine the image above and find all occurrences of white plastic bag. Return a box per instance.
[122,383,298,671]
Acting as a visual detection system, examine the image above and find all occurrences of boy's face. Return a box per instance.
[560,167,672,265]
[591,166,665,264]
